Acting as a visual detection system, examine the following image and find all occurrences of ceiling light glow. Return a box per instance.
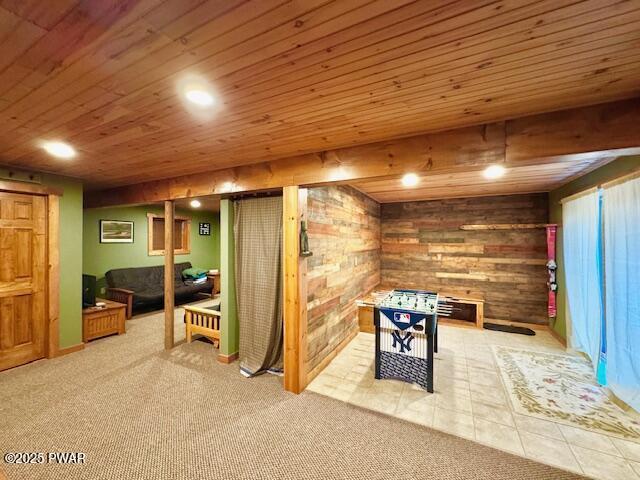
[483,164,506,180]
[401,173,419,187]
[42,141,76,159]
[184,88,214,107]
[190,199,202,208]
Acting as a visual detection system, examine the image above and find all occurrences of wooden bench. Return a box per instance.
[184,305,221,347]
[437,294,484,329]
[356,290,485,331]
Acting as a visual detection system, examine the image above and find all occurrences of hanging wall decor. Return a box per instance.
[199,222,211,235]
[100,220,134,243]
[546,224,558,318]
[300,220,313,257]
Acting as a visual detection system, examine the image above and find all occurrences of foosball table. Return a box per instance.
[374,289,447,393]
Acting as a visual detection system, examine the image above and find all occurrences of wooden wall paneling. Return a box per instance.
[298,188,309,388]
[164,200,174,350]
[283,186,307,394]
[305,185,380,374]
[46,194,59,358]
[84,99,640,208]
[380,194,549,325]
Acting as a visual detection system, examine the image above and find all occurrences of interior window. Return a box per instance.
[147,213,191,255]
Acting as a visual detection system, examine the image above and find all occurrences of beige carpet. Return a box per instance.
[0,306,584,480]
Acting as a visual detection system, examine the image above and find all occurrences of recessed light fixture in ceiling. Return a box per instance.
[190,199,202,208]
[401,173,419,187]
[184,88,215,107]
[42,141,76,159]
[483,164,506,179]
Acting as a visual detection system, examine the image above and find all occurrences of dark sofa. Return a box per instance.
[105,262,212,318]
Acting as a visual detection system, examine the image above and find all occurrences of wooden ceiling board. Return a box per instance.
[174,195,220,212]
[0,1,636,133]
[53,4,640,158]
[83,99,640,208]
[349,157,618,203]
[0,0,639,190]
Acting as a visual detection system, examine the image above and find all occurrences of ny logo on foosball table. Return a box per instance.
[391,331,414,353]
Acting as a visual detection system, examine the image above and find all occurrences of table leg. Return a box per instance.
[427,333,434,393]
[434,322,438,353]
[374,308,381,380]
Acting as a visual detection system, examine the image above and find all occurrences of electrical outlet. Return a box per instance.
[100,287,106,294]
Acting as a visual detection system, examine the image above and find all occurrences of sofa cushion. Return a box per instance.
[106,262,210,311]
[106,265,161,291]
[106,263,193,290]
[133,290,164,306]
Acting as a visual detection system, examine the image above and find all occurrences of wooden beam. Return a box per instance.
[0,179,63,196]
[84,99,640,208]
[164,200,174,350]
[506,100,640,162]
[283,186,308,394]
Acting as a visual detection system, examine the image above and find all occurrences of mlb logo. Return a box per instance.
[394,312,410,324]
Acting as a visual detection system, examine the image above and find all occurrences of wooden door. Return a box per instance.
[0,192,47,371]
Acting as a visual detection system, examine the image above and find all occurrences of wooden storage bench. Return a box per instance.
[82,299,126,343]
[438,294,484,328]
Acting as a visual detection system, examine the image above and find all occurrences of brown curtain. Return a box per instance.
[234,196,284,376]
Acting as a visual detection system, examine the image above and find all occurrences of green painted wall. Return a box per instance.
[83,205,220,294]
[41,174,84,349]
[549,155,640,339]
[220,199,238,356]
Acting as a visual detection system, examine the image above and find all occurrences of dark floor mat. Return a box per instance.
[483,322,535,336]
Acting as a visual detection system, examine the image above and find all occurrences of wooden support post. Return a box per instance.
[283,186,308,394]
[164,200,174,350]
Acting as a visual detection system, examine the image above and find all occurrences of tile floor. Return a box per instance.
[307,326,640,480]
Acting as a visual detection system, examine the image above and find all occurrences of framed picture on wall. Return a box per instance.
[199,222,211,236]
[100,220,134,243]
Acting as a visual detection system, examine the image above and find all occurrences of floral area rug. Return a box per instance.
[493,346,640,440]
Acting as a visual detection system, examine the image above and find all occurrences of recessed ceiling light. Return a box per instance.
[483,164,506,179]
[190,199,201,208]
[42,141,75,159]
[184,88,214,107]
[401,173,419,187]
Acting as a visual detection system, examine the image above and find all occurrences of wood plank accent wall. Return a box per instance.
[306,186,380,373]
[380,194,549,324]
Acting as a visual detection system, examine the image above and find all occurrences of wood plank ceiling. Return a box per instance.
[350,155,617,202]
[0,0,639,191]
[174,195,220,212]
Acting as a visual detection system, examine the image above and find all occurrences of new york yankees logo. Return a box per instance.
[391,331,414,353]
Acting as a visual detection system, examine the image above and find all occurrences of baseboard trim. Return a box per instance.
[217,352,238,364]
[55,343,85,357]
[306,327,358,386]
[548,326,568,347]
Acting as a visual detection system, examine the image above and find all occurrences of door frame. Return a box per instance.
[0,179,62,359]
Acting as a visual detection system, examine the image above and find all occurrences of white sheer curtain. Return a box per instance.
[563,190,602,371]
[603,176,640,410]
